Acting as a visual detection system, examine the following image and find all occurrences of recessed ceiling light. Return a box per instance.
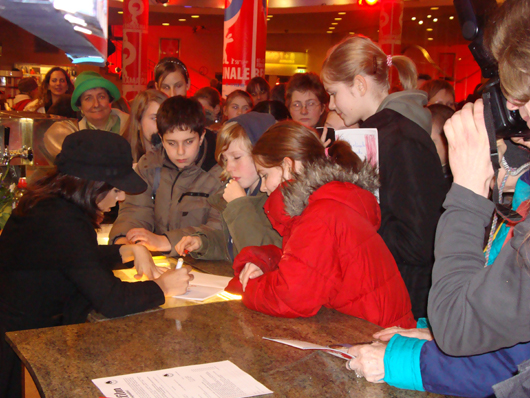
[163,3,168,6]
[338,12,346,15]
[334,17,342,20]
[329,27,335,29]
[191,15,199,18]
[179,19,186,21]
[433,18,438,22]
[331,22,338,25]
[428,38,434,41]
[427,15,432,18]
[118,11,123,14]
[327,31,333,34]
[431,7,439,10]
[411,17,416,21]
[418,20,424,25]
[427,28,433,31]
[458,58,462,61]
[449,16,454,20]
[349,32,355,35]
[267,15,273,17]
[162,23,169,26]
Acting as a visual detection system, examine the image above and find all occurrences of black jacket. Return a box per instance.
[0,197,164,397]
[361,91,448,318]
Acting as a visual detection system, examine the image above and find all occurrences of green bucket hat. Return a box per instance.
[71,71,121,111]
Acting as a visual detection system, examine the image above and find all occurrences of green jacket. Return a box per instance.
[192,188,282,261]
[109,146,222,257]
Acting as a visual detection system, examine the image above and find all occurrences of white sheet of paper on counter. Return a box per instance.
[93,360,273,398]
[173,271,232,301]
[263,337,354,360]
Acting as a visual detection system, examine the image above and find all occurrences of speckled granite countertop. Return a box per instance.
[7,301,450,398]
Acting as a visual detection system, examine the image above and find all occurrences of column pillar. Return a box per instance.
[378,0,404,89]
[222,0,267,97]
[122,0,149,102]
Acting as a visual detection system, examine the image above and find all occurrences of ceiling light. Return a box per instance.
[427,15,432,18]
[431,7,439,10]
[179,19,186,21]
[329,27,335,29]
[327,31,333,34]
[449,16,454,20]
[418,20,424,25]
[427,28,433,31]
[428,38,434,41]
[162,23,170,26]
[433,18,438,22]
[332,22,338,25]
[411,17,416,21]
[267,15,273,17]
[334,17,342,20]
[458,58,462,61]
[191,15,199,18]
[163,3,168,6]
[349,32,355,35]
[338,12,346,15]
[118,11,123,14]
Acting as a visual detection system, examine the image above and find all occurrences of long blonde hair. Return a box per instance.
[321,35,417,92]
[123,89,168,162]
[215,121,253,181]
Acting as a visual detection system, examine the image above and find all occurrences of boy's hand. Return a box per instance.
[175,236,202,256]
[223,179,246,203]
[239,262,264,292]
[126,228,172,252]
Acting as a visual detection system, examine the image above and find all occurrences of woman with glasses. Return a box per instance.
[285,72,328,130]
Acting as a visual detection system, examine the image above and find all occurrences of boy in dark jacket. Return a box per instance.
[109,96,222,257]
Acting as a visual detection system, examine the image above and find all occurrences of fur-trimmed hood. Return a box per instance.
[264,160,381,236]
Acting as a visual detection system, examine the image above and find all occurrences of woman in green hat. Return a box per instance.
[43,71,129,160]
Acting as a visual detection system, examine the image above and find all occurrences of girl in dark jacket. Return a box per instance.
[321,35,448,319]
[227,121,415,329]
[0,130,192,398]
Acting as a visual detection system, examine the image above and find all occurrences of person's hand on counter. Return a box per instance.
[373,326,433,342]
[239,262,264,292]
[346,341,387,383]
[126,228,172,252]
[154,266,194,296]
[175,236,202,256]
[119,244,165,280]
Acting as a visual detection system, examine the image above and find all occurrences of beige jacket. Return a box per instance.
[109,145,223,257]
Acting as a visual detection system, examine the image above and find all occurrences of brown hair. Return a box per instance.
[252,120,362,173]
[37,67,75,111]
[485,0,530,105]
[14,169,113,228]
[226,89,253,108]
[321,35,417,92]
[285,72,329,108]
[156,96,205,137]
[193,86,221,108]
[123,89,168,162]
[154,57,190,87]
[420,79,455,102]
[215,121,253,181]
[246,77,270,98]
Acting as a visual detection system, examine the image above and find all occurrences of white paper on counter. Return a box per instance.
[263,337,354,360]
[93,360,273,398]
[173,271,232,301]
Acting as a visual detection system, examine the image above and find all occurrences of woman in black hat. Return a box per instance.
[0,130,192,398]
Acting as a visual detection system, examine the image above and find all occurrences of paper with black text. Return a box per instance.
[92,360,273,398]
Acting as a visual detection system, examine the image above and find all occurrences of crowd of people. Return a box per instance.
[1,0,529,397]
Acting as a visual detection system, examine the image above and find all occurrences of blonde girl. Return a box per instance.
[123,89,168,163]
[175,112,281,261]
[223,90,253,121]
[321,35,448,319]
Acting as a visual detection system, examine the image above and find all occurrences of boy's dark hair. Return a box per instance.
[156,96,206,137]
[252,100,291,121]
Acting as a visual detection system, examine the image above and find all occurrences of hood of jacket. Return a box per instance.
[376,90,431,133]
[265,160,380,235]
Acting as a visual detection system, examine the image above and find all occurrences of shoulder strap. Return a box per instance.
[152,167,161,199]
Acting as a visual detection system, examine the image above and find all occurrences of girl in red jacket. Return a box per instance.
[227,121,415,328]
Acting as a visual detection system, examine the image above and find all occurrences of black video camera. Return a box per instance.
[454,0,529,140]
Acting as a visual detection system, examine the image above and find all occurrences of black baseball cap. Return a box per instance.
[55,130,147,194]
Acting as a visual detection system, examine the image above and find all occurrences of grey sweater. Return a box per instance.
[428,184,530,356]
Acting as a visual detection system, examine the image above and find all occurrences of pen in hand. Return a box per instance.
[174,249,189,270]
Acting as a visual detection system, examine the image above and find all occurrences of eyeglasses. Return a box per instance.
[290,100,321,112]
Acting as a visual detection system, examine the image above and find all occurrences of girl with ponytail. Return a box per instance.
[321,35,448,319]
[226,120,415,329]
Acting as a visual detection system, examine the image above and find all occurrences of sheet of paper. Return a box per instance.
[335,128,379,167]
[263,337,354,360]
[93,360,273,398]
[173,271,232,301]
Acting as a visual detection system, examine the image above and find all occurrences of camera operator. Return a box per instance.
[344,1,530,396]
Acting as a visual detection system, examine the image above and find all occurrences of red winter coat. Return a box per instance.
[227,162,415,328]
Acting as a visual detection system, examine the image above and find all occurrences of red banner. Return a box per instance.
[122,0,149,102]
[378,0,404,89]
[222,0,267,97]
